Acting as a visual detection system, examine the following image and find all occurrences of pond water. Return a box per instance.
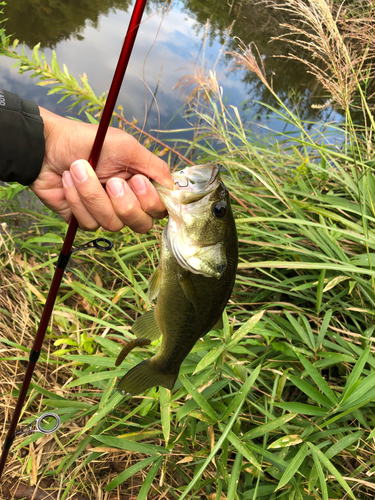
[1,0,339,149]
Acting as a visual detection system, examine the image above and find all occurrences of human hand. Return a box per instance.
[30,108,174,233]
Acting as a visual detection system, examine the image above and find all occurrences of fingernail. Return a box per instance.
[107,178,125,198]
[71,160,88,182]
[132,176,147,194]
[62,171,73,188]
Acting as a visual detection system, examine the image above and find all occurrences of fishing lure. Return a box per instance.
[115,338,151,367]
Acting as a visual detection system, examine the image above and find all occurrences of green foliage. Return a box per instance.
[0,17,105,116]
[2,5,375,500]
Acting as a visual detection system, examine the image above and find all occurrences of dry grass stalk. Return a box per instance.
[266,0,375,114]
[174,19,235,110]
[226,38,272,91]
[174,60,222,104]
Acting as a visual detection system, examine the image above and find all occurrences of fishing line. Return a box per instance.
[107,0,173,228]
[0,0,149,480]
[141,0,173,146]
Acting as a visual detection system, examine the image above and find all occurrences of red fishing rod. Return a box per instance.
[0,0,148,480]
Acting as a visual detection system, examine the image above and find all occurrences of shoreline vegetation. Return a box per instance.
[1,0,375,498]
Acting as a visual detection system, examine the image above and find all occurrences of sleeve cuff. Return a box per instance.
[0,90,45,186]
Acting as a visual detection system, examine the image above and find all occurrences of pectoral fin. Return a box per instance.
[147,265,162,302]
[178,272,198,312]
[132,309,162,341]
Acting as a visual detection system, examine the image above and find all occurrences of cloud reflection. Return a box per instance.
[0,0,294,144]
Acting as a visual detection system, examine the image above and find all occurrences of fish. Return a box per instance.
[117,163,238,396]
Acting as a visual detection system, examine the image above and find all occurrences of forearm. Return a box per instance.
[0,90,45,185]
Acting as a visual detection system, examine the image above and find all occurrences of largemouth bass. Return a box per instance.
[117,164,238,396]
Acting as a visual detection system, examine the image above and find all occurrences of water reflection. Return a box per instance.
[4,0,132,48]
[2,0,336,133]
[175,0,330,121]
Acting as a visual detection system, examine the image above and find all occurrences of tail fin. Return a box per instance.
[117,358,178,396]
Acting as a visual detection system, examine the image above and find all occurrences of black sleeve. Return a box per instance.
[0,90,45,186]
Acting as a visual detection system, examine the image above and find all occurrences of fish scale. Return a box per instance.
[117,164,238,396]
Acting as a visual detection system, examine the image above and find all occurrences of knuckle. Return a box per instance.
[102,220,124,232]
[144,193,160,212]
[117,201,137,219]
[78,221,99,232]
[82,190,101,206]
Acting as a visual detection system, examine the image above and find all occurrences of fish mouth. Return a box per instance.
[156,164,228,280]
[155,164,222,211]
[172,164,221,193]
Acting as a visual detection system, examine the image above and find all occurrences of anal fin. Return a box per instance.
[132,309,162,341]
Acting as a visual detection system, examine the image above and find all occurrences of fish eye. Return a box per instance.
[212,202,227,219]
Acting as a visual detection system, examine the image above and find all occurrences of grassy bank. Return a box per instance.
[1,0,375,499]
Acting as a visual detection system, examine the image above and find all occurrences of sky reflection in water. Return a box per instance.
[0,0,341,152]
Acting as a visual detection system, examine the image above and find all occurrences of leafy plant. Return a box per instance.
[2,1,375,498]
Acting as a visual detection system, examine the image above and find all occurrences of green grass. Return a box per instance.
[2,3,375,498]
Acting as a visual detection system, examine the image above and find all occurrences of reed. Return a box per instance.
[1,1,375,498]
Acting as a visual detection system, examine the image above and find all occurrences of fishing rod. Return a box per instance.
[0,0,148,480]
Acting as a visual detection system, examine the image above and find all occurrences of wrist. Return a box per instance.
[39,107,65,144]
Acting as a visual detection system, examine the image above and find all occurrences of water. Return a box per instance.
[1,0,340,148]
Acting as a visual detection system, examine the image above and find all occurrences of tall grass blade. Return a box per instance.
[179,365,261,499]
[106,456,156,491]
[276,442,309,491]
[340,347,370,403]
[307,443,355,499]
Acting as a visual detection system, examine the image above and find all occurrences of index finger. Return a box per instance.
[100,130,175,189]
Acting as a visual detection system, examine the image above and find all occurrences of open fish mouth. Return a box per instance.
[173,164,221,193]
[155,163,223,211]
